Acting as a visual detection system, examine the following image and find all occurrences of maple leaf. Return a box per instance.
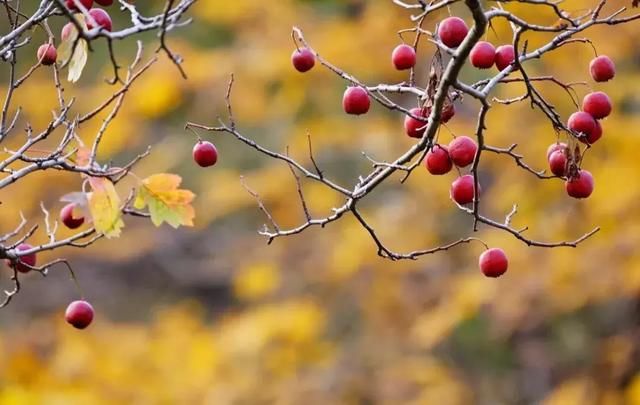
[134,174,196,228]
[87,177,124,238]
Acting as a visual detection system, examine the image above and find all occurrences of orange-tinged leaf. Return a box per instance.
[134,173,196,228]
[87,177,123,238]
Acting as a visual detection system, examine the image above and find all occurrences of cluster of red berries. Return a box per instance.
[547,55,615,199]
[36,0,114,66]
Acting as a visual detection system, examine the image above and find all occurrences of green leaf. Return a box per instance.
[67,38,88,83]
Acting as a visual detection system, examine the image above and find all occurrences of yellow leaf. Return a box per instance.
[134,173,196,228]
[87,177,123,238]
[68,38,88,83]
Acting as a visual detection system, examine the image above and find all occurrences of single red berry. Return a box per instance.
[450,174,479,205]
[404,107,429,138]
[65,0,93,11]
[495,45,515,71]
[6,243,36,273]
[582,91,612,120]
[565,169,594,199]
[37,44,57,66]
[86,8,112,31]
[567,111,596,140]
[589,55,615,82]
[441,103,455,123]
[65,300,94,329]
[469,41,496,69]
[546,142,567,159]
[61,23,76,42]
[342,87,370,115]
[581,119,602,144]
[94,0,113,6]
[60,203,85,229]
[438,17,469,48]
[193,141,218,167]
[448,136,478,167]
[425,144,453,175]
[479,248,508,278]
[391,44,417,70]
[548,150,567,177]
[291,48,315,73]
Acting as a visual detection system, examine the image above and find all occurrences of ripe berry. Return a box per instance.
[448,136,478,167]
[404,107,429,138]
[6,243,36,273]
[65,0,93,11]
[469,41,496,69]
[495,45,515,71]
[441,103,455,123]
[548,150,567,177]
[547,142,567,159]
[193,141,218,167]
[60,203,85,229]
[342,87,370,115]
[86,8,112,31]
[391,44,416,70]
[565,169,594,199]
[438,17,468,48]
[37,44,57,66]
[94,0,113,6]
[582,119,602,144]
[479,248,508,278]
[567,111,596,140]
[425,144,453,175]
[291,48,315,73]
[65,300,94,329]
[582,91,612,120]
[451,175,479,205]
[589,55,615,82]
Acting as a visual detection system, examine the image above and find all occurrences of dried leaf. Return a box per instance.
[134,173,196,228]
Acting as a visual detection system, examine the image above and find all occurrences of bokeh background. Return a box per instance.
[1,0,640,403]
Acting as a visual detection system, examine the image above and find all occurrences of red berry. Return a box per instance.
[425,144,453,175]
[404,107,429,138]
[565,169,594,199]
[567,111,596,140]
[581,119,602,144]
[438,17,468,48]
[589,55,615,82]
[469,41,496,69]
[193,141,218,167]
[61,23,75,42]
[546,142,567,159]
[60,203,85,229]
[6,243,36,273]
[37,44,57,66]
[342,87,370,115]
[479,248,508,278]
[86,8,112,31]
[582,91,612,120]
[495,45,515,71]
[441,103,455,123]
[65,0,93,11]
[391,44,416,70]
[450,174,479,205]
[94,0,113,6]
[548,150,567,177]
[65,300,94,329]
[448,136,478,167]
[291,48,315,73]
